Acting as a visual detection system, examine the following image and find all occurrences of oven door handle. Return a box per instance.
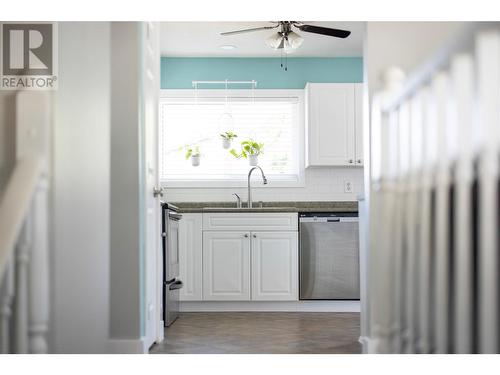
[168,280,183,290]
[168,212,183,221]
[165,278,176,285]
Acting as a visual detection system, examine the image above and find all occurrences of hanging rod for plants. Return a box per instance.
[192,80,257,88]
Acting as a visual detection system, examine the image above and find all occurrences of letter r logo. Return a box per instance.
[2,24,53,76]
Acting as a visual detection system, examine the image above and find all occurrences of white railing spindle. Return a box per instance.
[417,87,433,354]
[451,54,475,354]
[28,177,50,354]
[14,218,31,354]
[0,260,14,354]
[476,31,500,354]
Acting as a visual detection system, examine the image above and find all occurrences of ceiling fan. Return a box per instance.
[221,21,351,54]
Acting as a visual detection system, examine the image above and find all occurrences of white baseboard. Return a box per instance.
[179,300,360,312]
[107,337,148,354]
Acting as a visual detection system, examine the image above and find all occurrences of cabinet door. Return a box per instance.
[354,83,364,166]
[203,231,251,301]
[178,213,203,301]
[306,83,355,166]
[251,231,298,301]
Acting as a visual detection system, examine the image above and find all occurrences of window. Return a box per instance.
[159,90,304,187]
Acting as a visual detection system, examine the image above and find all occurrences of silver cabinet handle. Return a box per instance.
[244,234,249,238]
[348,159,353,164]
[253,234,257,238]
[357,159,362,164]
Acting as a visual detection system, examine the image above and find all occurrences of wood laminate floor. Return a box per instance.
[150,312,361,354]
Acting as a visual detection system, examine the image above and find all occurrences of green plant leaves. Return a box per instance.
[229,138,264,160]
[220,131,238,140]
[184,145,200,159]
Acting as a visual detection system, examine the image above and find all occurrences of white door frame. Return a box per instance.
[141,21,163,349]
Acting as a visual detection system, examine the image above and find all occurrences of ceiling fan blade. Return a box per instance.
[295,24,351,38]
[220,25,278,36]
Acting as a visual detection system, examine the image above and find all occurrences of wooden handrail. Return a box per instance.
[0,157,42,281]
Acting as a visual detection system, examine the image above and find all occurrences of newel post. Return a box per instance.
[16,90,52,353]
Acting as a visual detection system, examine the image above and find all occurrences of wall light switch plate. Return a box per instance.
[344,179,353,193]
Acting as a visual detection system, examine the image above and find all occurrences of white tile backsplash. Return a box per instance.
[165,167,364,202]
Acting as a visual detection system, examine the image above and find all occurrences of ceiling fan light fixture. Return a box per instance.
[286,31,304,49]
[265,32,283,49]
[283,32,303,54]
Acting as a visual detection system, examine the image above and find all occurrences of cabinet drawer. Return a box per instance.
[203,212,298,231]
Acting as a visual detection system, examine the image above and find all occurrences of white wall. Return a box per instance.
[52,22,110,353]
[109,22,143,347]
[165,167,364,202]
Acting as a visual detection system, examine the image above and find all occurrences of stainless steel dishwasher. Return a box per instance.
[299,212,360,300]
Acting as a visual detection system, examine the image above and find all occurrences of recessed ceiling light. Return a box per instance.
[220,45,237,50]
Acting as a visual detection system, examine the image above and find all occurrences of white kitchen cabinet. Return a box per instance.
[178,213,203,301]
[305,83,356,167]
[251,231,298,301]
[354,83,364,166]
[305,82,364,167]
[202,231,251,301]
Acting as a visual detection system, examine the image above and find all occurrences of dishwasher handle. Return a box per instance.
[300,217,340,223]
[299,217,358,223]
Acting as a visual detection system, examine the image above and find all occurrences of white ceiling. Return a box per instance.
[160,22,364,57]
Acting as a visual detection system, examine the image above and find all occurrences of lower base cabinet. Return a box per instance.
[178,213,203,301]
[178,213,299,302]
[251,232,298,301]
[202,231,251,301]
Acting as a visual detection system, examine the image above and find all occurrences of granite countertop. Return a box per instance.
[172,201,358,213]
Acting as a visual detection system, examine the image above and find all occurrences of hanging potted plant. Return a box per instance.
[230,139,264,166]
[220,131,238,149]
[185,145,201,166]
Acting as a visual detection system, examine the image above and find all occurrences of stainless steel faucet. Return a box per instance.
[247,166,267,208]
[233,193,242,208]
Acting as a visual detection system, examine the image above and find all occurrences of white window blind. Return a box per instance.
[159,92,302,185]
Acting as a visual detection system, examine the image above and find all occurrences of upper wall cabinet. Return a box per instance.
[305,83,363,167]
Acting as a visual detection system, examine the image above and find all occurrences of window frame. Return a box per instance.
[159,89,305,188]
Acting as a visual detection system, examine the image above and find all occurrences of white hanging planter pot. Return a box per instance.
[191,155,201,167]
[222,138,231,149]
[248,154,259,166]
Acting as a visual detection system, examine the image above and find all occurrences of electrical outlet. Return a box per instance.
[344,179,353,193]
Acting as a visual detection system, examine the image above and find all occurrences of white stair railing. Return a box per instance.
[0,90,51,354]
[368,22,500,353]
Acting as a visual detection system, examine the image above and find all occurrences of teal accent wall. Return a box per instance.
[161,57,363,89]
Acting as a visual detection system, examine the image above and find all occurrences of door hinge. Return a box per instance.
[153,186,164,198]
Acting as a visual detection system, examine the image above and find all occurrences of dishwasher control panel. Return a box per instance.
[299,212,358,223]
